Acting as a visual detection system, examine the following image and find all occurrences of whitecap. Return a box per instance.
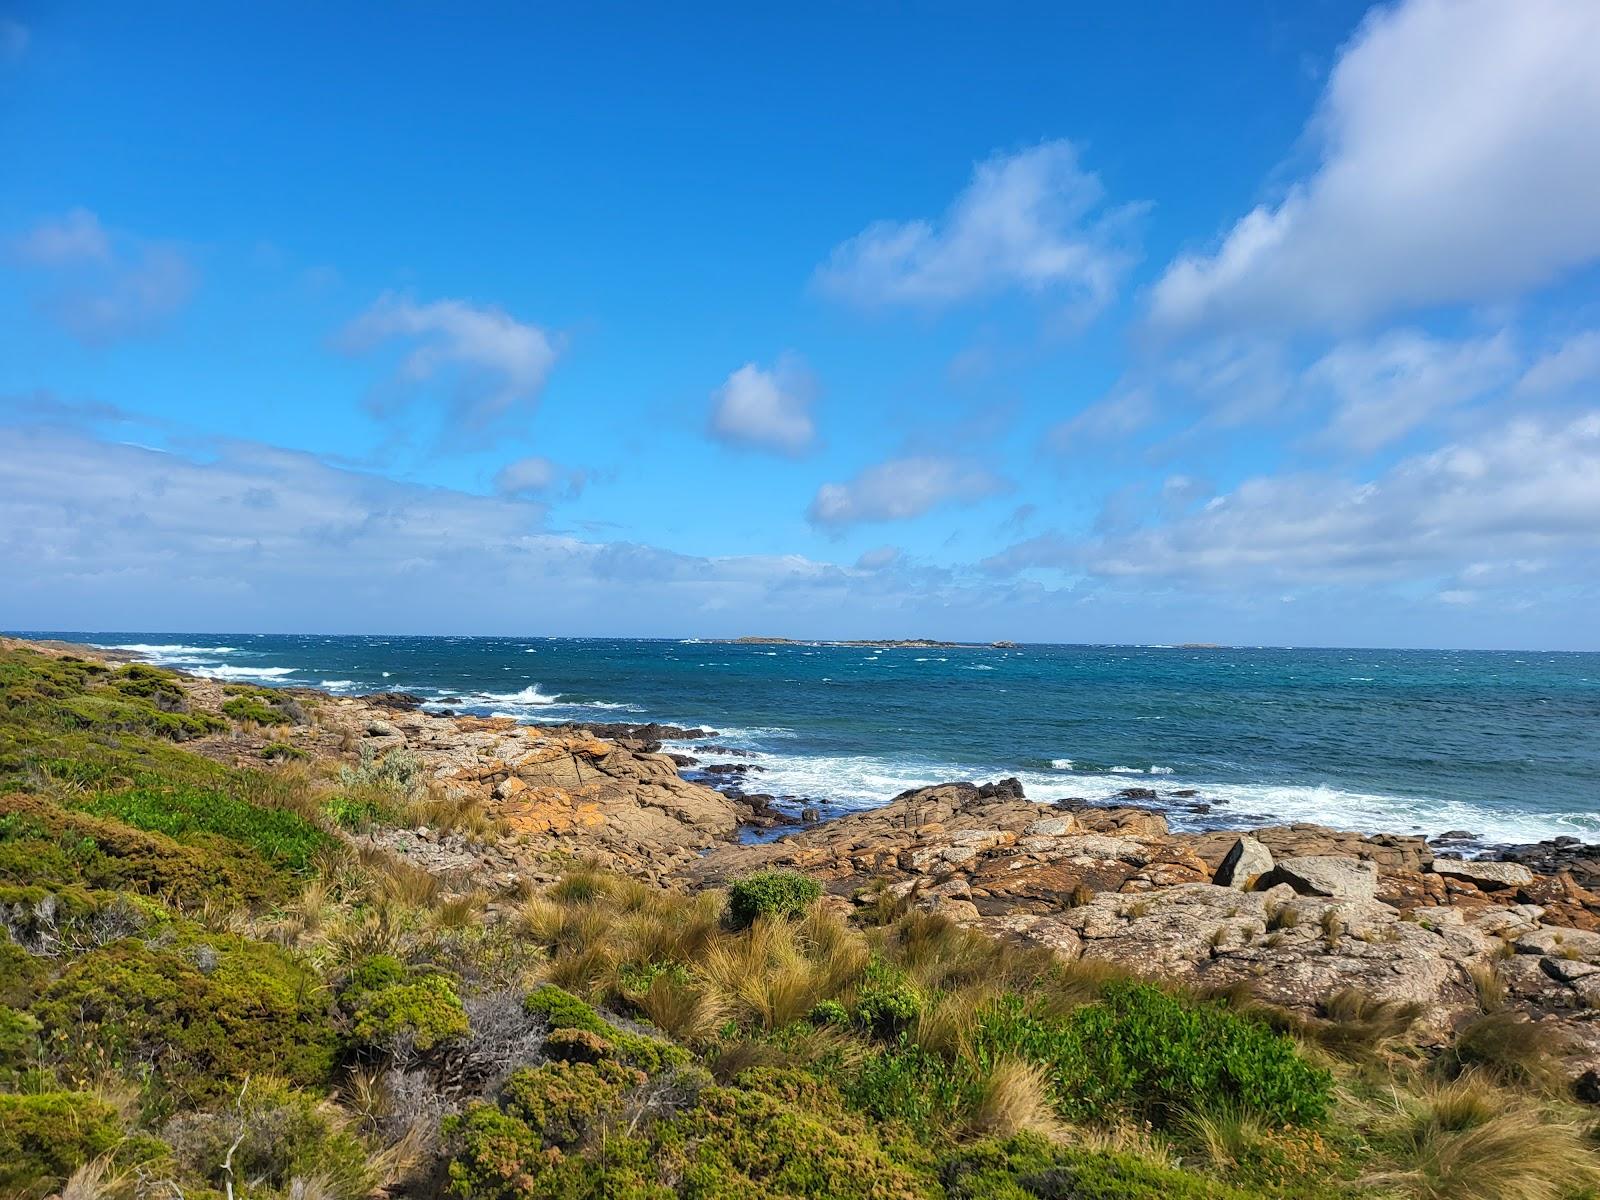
[1050,758,1074,770]
[1149,766,1176,776]
[319,679,357,690]
[199,665,298,680]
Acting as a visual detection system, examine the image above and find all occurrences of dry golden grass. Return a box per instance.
[1443,1011,1570,1091]
[1181,1102,1272,1172]
[1468,961,1508,1013]
[970,1056,1055,1136]
[1365,1075,1600,1200]
[629,971,730,1046]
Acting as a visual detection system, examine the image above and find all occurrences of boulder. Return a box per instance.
[1269,855,1378,900]
[1431,858,1535,891]
[1214,836,1273,890]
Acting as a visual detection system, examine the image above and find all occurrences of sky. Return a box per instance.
[3,1,1600,648]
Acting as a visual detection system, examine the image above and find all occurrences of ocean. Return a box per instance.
[33,632,1600,846]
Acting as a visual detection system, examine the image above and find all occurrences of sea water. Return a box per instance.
[38,632,1600,845]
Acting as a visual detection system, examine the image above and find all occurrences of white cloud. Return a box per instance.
[708,356,816,456]
[12,209,111,265]
[815,140,1138,317]
[855,545,903,571]
[1149,0,1600,332]
[1078,410,1600,584]
[1517,330,1600,397]
[10,210,198,345]
[0,425,1010,635]
[1045,387,1157,450]
[808,455,1009,528]
[1307,329,1516,451]
[343,293,562,431]
[493,455,587,500]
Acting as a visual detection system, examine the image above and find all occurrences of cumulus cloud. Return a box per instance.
[1076,410,1600,585]
[1149,0,1600,333]
[1307,329,1516,451]
[342,293,562,433]
[808,455,1009,528]
[9,209,198,345]
[707,355,816,456]
[493,455,587,500]
[815,140,1139,318]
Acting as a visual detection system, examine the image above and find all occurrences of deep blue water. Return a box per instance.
[27,632,1600,844]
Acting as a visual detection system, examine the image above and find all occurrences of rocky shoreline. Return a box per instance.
[38,635,1600,1081]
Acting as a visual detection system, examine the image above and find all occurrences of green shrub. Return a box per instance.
[525,982,610,1033]
[324,790,398,831]
[976,983,1332,1128]
[0,1091,123,1193]
[165,1077,373,1200]
[262,741,308,761]
[941,1131,1251,1199]
[855,959,923,1038]
[809,998,850,1027]
[845,1044,981,1133]
[0,1006,41,1082]
[222,695,286,725]
[523,984,687,1074]
[31,934,338,1115]
[348,966,467,1049]
[727,870,823,928]
[0,941,45,1006]
[445,1064,932,1200]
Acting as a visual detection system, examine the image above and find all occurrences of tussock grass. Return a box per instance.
[1365,1075,1600,1200]
[1442,1011,1570,1091]
[970,1056,1054,1136]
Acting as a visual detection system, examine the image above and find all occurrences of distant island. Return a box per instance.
[726,636,1018,649]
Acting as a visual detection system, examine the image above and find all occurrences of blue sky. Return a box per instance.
[4,0,1600,648]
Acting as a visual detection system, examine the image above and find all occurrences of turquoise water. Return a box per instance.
[39,632,1600,844]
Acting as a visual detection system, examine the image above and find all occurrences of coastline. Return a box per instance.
[9,630,1600,1196]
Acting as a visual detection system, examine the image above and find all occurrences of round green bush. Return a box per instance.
[727,870,823,928]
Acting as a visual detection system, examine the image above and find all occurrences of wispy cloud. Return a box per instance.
[1149,0,1600,333]
[815,140,1140,320]
[342,293,562,437]
[808,455,1009,528]
[707,355,817,456]
[9,209,199,345]
[0,424,1032,635]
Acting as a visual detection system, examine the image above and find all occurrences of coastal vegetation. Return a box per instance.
[2,641,1598,1199]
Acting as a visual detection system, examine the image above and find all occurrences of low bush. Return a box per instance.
[855,958,924,1038]
[0,793,293,907]
[31,933,339,1114]
[940,1131,1252,1199]
[71,781,330,874]
[976,982,1332,1129]
[523,983,688,1074]
[727,870,822,928]
[164,1076,373,1200]
[342,957,470,1055]
[0,1091,124,1194]
[222,695,287,725]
